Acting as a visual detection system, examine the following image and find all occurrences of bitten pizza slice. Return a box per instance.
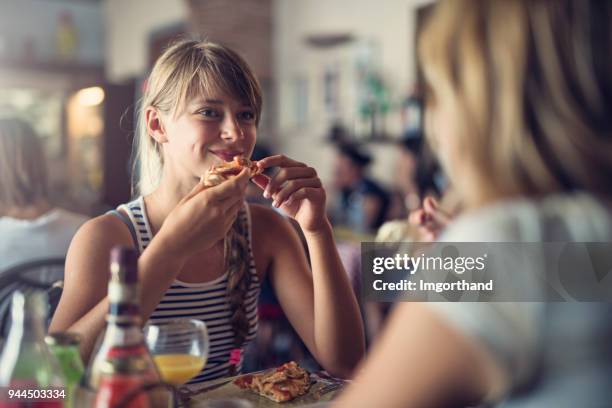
[234,361,311,403]
[201,156,262,187]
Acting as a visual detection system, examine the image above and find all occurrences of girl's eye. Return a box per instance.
[238,111,256,122]
[198,108,220,118]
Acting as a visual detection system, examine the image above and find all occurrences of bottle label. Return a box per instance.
[95,376,149,408]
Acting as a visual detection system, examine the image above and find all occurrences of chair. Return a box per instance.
[0,258,65,340]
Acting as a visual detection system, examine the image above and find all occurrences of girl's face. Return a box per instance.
[160,93,257,181]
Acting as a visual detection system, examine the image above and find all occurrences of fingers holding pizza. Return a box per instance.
[255,155,328,234]
[201,156,263,187]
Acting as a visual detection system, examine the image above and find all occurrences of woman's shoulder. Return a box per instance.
[442,193,612,242]
[72,212,134,251]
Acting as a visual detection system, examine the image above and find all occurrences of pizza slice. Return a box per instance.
[201,156,262,187]
[234,361,311,403]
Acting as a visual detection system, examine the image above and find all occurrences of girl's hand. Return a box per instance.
[254,155,328,233]
[157,169,250,259]
[409,196,452,241]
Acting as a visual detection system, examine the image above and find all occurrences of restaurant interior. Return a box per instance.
[1,0,611,407]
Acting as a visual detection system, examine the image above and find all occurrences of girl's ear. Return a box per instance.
[145,107,168,144]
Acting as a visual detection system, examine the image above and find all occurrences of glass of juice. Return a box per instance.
[144,319,209,386]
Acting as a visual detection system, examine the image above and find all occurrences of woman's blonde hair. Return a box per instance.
[0,117,48,209]
[135,39,263,351]
[419,0,612,207]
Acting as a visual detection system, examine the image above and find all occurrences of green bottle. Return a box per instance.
[46,332,85,408]
[0,290,66,406]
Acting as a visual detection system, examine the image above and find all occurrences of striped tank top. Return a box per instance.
[113,197,260,384]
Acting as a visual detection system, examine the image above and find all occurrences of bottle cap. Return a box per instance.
[110,246,138,283]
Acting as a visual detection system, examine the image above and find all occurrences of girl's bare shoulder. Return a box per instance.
[70,211,135,256]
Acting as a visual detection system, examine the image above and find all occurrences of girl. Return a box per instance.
[335,0,612,407]
[49,40,364,384]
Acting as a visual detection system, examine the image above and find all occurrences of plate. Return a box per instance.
[189,376,342,407]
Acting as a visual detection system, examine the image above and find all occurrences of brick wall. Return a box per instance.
[186,0,272,79]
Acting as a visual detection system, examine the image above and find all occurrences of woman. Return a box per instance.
[0,117,87,273]
[50,40,364,384]
[335,0,612,406]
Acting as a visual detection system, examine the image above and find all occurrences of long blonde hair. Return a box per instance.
[419,0,612,208]
[0,117,48,209]
[135,39,263,348]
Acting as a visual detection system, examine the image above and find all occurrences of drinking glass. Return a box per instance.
[144,319,209,387]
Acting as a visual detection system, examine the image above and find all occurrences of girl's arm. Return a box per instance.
[302,219,365,377]
[48,216,188,360]
[253,155,365,378]
[49,172,250,360]
[332,303,506,408]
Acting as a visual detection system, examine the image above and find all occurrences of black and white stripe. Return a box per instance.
[118,197,260,384]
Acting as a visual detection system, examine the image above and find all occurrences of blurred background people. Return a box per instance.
[330,142,390,236]
[377,132,450,242]
[0,117,87,273]
[335,0,612,407]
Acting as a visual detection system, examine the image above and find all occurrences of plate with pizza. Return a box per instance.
[190,362,344,407]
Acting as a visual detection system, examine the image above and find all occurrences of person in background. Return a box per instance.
[389,136,423,218]
[365,136,435,341]
[377,134,449,242]
[330,143,390,235]
[0,117,87,273]
[335,0,612,407]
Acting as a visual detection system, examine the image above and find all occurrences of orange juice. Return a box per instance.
[153,354,206,385]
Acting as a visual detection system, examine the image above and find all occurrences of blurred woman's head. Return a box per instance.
[135,39,263,195]
[419,0,612,208]
[333,143,372,189]
[0,117,48,210]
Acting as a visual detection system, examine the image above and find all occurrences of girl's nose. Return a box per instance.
[221,116,244,140]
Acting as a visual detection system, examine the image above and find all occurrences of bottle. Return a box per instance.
[0,291,65,408]
[94,358,150,408]
[87,247,160,391]
[45,333,85,408]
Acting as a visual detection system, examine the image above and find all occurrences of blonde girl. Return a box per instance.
[50,39,364,384]
[335,0,612,407]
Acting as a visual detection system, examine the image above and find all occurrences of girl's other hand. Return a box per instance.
[254,155,328,233]
[157,168,250,259]
[409,196,452,241]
